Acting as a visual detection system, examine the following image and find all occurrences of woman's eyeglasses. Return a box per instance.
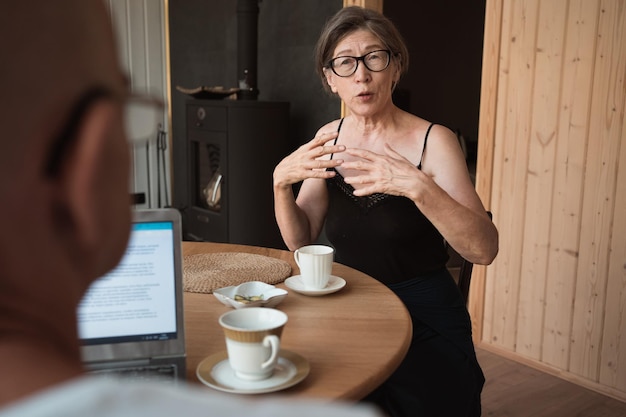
[327,49,391,77]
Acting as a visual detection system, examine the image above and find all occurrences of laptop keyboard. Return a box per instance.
[91,364,178,384]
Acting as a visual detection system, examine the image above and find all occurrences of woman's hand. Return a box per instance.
[341,143,426,199]
[273,131,345,189]
[273,131,344,250]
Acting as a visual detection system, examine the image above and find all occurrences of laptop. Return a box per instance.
[77,208,186,383]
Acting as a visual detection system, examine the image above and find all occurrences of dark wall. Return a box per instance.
[168,0,343,209]
[384,0,486,155]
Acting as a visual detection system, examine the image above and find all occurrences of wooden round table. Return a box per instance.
[183,241,412,401]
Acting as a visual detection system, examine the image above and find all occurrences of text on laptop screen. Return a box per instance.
[77,221,178,345]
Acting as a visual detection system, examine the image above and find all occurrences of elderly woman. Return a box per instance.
[273,6,498,417]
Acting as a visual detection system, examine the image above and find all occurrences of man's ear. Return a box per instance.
[55,99,119,252]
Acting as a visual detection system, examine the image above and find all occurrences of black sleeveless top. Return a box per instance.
[325,120,449,285]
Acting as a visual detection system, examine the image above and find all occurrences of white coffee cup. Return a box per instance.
[294,244,334,289]
[218,307,287,381]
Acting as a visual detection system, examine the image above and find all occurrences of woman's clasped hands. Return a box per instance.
[274,132,427,202]
[340,143,425,199]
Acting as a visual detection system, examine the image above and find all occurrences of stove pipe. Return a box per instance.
[237,0,259,100]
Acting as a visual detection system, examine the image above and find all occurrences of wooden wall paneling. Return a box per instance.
[106,0,170,209]
[470,0,504,341]
[516,0,567,360]
[486,0,540,351]
[569,0,625,381]
[542,0,600,370]
[600,95,626,392]
[502,0,540,352]
[143,4,168,99]
[108,1,145,200]
[126,1,151,203]
[481,0,509,347]
[481,0,510,346]
[598,1,626,392]
[343,0,383,12]
[139,1,170,208]
[107,0,130,69]
[478,0,626,401]
[126,1,150,89]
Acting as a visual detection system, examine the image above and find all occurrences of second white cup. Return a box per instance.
[294,244,334,289]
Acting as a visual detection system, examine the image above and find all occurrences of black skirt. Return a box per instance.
[364,268,485,417]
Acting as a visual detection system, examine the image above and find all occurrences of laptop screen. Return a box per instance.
[78,209,185,366]
[77,221,178,345]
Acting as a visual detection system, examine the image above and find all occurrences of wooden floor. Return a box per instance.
[477,347,626,416]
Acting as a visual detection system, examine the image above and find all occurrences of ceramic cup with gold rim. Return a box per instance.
[218,307,288,381]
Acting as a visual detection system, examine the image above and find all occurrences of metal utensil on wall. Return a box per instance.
[156,125,170,208]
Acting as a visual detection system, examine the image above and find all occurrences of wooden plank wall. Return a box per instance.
[106,0,171,209]
[343,0,383,12]
[476,0,626,401]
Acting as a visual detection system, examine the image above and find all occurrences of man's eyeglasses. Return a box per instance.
[124,94,164,143]
[327,49,392,77]
[45,87,163,176]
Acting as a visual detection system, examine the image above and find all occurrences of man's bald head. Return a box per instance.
[0,0,124,189]
[0,0,131,293]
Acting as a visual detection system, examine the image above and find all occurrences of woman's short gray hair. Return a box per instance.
[314,6,409,93]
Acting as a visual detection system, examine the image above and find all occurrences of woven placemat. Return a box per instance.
[183,252,292,294]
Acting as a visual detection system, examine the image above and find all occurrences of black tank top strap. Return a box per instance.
[329,118,345,161]
[417,122,436,170]
[336,118,345,136]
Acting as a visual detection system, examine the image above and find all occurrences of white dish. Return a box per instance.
[196,349,309,394]
[213,281,288,309]
[284,275,346,296]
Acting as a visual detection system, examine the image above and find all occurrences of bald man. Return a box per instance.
[0,0,133,402]
[0,2,381,416]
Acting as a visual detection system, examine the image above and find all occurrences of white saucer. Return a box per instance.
[196,349,309,394]
[284,275,346,296]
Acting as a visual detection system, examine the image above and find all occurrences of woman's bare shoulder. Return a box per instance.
[390,112,439,160]
[425,123,463,153]
[395,112,435,139]
[420,123,470,183]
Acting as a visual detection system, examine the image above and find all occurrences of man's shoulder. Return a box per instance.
[0,376,382,417]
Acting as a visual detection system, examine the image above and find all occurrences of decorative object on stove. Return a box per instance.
[175,85,239,100]
[203,167,222,211]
